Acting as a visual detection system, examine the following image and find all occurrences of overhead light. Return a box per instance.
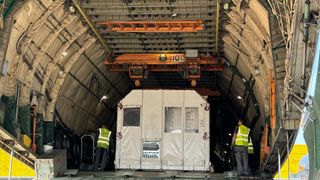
[224,151,227,154]
[172,13,177,17]
[226,143,229,146]
[62,52,68,56]
[228,133,232,136]
[254,69,260,75]
[254,66,260,75]
[58,70,64,76]
[223,3,229,10]
[69,6,76,13]
[237,95,243,100]
[100,95,108,102]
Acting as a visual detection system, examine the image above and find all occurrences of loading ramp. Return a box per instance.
[0,126,36,178]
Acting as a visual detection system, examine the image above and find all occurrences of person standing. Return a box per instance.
[248,136,254,174]
[232,119,250,176]
[94,125,111,171]
[248,137,254,154]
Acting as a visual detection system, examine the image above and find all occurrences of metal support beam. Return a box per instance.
[215,0,220,53]
[14,83,21,139]
[241,77,255,117]
[243,74,253,100]
[223,58,261,129]
[105,53,222,87]
[72,0,110,51]
[97,20,204,32]
[226,27,243,97]
[60,29,126,97]
[105,54,223,71]
[83,53,125,97]
[68,72,116,113]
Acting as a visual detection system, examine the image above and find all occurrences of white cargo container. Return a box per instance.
[115,89,210,171]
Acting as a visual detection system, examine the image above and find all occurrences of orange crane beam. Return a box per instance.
[104,53,223,87]
[104,53,224,72]
[97,20,204,32]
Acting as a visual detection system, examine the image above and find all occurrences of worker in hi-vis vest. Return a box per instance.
[94,125,111,171]
[248,136,254,173]
[232,119,250,176]
[248,137,254,154]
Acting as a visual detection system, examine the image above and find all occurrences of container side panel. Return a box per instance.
[142,90,162,139]
[118,127,141,169]
[122,90,143,106]
[162,90,183,168]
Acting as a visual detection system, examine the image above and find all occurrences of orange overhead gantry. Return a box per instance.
[104,53,224,87]
[97,20,204,32]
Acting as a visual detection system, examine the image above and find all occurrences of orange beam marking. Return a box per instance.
[110,27,203,32]
[97,20,203,32]
[98,20,203,25]
[260,124,269,165]
[269,69,276,129]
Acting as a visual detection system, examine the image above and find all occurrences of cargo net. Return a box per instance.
[267,0,297,113]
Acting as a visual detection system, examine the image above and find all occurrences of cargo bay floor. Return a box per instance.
[54,170,265,179]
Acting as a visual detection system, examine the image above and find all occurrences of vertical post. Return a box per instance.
[91,135,95,168]
[287,131,290,179]
[270,69,276,130]
[32,106,37,153]
[14,83,21,140]
[301,0,311,98]
[8,141,15,180]
[215,0,220,54]
[278,148,281,180]
[31,91,38,153]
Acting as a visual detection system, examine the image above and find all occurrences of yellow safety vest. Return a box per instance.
[235,125,250,147]
[97,128,111,149]
[248,137,254,154]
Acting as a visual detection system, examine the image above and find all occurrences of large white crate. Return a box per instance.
[115,90,210,171]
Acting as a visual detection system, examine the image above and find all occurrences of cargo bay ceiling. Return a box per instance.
[0,0,273,134]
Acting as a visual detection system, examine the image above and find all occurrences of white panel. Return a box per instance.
[122,90,143,106]
[116,90,142,169]
[184,90,205,106]
[162,133,183,167]
[142,90,162,138]
[163,90,184,107]
[118,126,141,169]
[115,104,123,168]
[183,90,210,171]
[162,90,183,168]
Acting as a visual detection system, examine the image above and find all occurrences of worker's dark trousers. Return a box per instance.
[94,147,109,171]
[233,145,249,175]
